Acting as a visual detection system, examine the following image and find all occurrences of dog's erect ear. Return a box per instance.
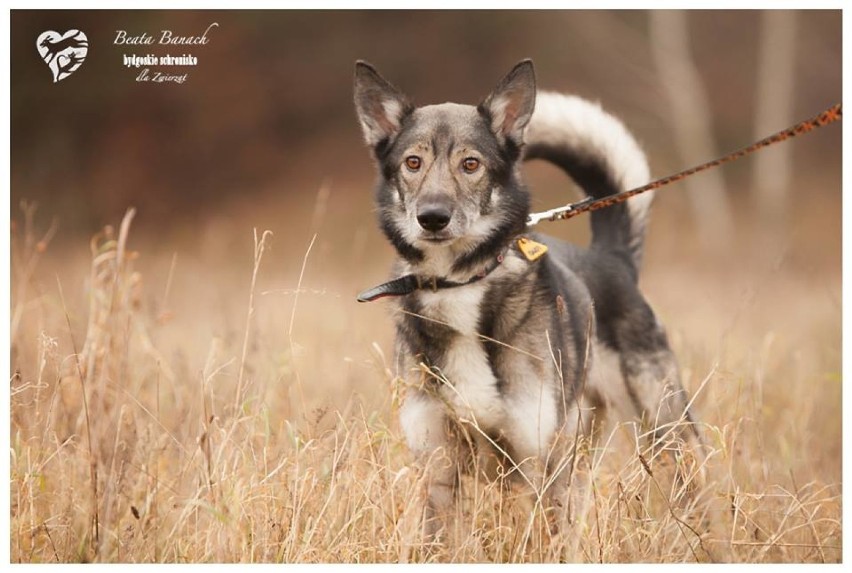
[479,60,536,145]
[354,61,413,148]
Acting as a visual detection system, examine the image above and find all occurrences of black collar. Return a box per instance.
[357,248,508,303]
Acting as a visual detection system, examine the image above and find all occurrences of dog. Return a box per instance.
[353,59,703,537]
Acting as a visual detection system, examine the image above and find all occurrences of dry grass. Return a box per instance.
[9,194,841,563]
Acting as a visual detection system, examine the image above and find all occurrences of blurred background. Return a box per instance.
[9,10,842,562]
[11,7,842,407]
[10,6,843,414]
[11,10,841,236]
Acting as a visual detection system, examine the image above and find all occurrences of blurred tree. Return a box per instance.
[751,10,797,231]
[649,10,734,250]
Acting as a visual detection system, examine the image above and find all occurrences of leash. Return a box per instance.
[526,103,842,227]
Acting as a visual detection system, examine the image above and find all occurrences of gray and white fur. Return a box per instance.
[353,59,702,536]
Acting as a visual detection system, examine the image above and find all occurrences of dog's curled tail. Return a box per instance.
[524,92,653,274]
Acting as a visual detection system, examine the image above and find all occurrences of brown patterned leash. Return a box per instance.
[526,103,842,227]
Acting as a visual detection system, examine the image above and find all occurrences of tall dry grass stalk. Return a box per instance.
[9,205,841,563]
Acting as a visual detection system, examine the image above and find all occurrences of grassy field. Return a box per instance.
[9,184,841,563]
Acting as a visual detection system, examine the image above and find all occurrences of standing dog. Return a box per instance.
[354,59,702,536]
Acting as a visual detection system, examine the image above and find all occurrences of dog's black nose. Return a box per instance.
[417,206,452,232]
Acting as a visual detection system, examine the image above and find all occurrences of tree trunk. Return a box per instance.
[649,10,734,250]
[751,10,798,231]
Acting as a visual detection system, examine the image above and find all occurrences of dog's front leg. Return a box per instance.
[400,391,459,540]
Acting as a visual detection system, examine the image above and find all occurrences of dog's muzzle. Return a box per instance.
[416,204,452,232]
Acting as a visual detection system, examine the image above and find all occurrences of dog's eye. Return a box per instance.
[462,158,481,173]
[404,156,422,171]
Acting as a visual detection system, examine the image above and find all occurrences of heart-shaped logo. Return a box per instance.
[36,30,88,83]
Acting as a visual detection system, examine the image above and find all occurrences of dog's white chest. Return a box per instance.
[418,286,505,428]
[418,285,485,336]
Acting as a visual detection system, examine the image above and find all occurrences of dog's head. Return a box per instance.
[354,60,535,272]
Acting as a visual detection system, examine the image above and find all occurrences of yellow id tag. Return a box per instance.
[517,237,548,261]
